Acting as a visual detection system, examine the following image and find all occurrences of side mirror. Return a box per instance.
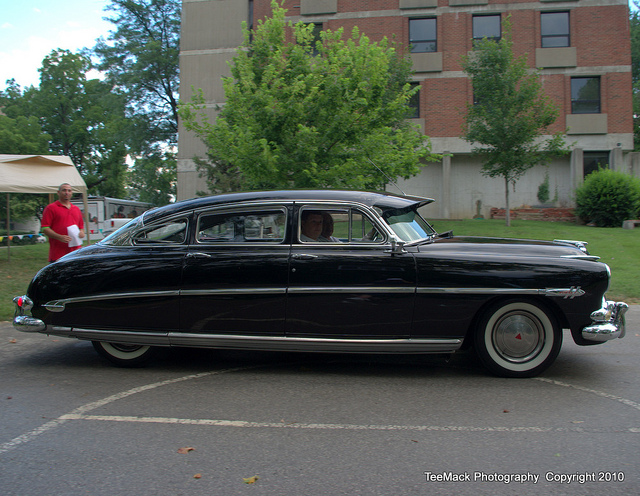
[387,238,406,255]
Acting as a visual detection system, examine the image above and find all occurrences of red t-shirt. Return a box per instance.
[41,201,85,262]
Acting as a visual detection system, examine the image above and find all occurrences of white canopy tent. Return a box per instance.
[0,154,89,260]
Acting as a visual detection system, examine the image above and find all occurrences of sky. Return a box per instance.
[0,0,112,90]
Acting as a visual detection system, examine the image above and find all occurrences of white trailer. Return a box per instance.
[71,197,153,239]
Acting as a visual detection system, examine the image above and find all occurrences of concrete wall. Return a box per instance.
[396,154,575,220]
[178,0,248,200]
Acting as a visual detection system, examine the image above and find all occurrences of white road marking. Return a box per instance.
[2,366,639,455]
[59,414,639,433]
[0,367,250,455]
[534,377,640,412]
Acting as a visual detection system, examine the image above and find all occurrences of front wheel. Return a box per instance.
[474,300,562,378]
[92,341,159,367]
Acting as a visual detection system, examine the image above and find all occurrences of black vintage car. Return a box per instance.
[13,190,628,377]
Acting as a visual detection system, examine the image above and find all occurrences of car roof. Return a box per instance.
[143,190,434,223]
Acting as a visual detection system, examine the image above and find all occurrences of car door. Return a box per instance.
[286,204,416,339]
[180,204,291,335]
[43,215,190,333]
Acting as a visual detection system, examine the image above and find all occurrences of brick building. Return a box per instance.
[178,0,637,218]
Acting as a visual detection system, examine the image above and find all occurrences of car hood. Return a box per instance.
[421,235,598,260]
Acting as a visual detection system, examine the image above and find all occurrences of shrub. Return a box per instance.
[537,172,550,204]
[575,169,640,227]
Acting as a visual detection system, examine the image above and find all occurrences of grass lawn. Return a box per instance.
[1,220,637,322]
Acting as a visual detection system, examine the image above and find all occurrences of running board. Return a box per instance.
[41,327,463,355]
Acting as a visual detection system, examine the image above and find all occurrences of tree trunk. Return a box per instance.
[504,176,511,227]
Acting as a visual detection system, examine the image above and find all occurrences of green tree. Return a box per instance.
[0,81,51,226]
[128,151,176,206]
[93,0,180,147]
[34,50,130,196]
[0,114,49,156]
[92,0,180,201]
[180,1,436,192]
[0,79,49,155]
[461,18,569,226]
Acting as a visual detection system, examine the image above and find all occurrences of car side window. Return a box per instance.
[299,207,385,243]
[351,210,384,243]
[197,209,286,243]
[133,219,188,245]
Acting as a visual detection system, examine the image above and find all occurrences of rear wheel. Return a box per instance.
[474,300,562,378]
[92,341,158,367]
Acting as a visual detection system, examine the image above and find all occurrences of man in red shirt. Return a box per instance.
[41,183,86,262]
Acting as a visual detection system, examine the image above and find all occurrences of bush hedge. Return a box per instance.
[575,169,640,227]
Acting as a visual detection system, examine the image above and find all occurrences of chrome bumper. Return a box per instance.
[581,300,628,342]
[12,295,46,333]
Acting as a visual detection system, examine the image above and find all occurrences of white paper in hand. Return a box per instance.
[67,224,83,247]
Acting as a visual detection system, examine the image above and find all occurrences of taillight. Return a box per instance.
[13,295,33,312]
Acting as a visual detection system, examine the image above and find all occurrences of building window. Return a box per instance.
[306,22,323,56]
[541,12,570,48]
[473,15,501,42]
[583,152,609,178]
[408,82,420,118]
[248,0,254,42]
[409,18,437,53]
[571,77,601,114]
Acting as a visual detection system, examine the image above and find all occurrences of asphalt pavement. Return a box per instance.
[1,307,639,495]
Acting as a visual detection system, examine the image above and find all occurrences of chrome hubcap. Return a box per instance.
[492,311,544,363]
[111,343,145,353]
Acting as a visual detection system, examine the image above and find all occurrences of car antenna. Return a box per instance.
[366,157,407,196]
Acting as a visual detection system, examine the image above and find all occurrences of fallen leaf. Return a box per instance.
[177,447,195,454]
[243,475,259,484]
[9,339,17,343]
[193,474,202,479]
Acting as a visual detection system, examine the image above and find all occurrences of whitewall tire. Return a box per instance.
[92,341,158,367]
[474,300,562,378]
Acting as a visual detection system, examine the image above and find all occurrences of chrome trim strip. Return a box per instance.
[560,254,600,261]
[417,286,585,298]
[43,285,586,313]
[168,333,463,354]
[44,288,287,312]
[181,288,287,296]
[287,287,414,294]
[30,326,173,346]
[12,325,463,354]
[44,290,181,312]
[543,287,586,298]
[554,239,588,249]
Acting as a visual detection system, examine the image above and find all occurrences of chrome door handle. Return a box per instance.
[186,252,212,258]
[291,253,318,260]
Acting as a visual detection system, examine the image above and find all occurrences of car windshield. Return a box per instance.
[380,206,436,242]
[100,217,143,246]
